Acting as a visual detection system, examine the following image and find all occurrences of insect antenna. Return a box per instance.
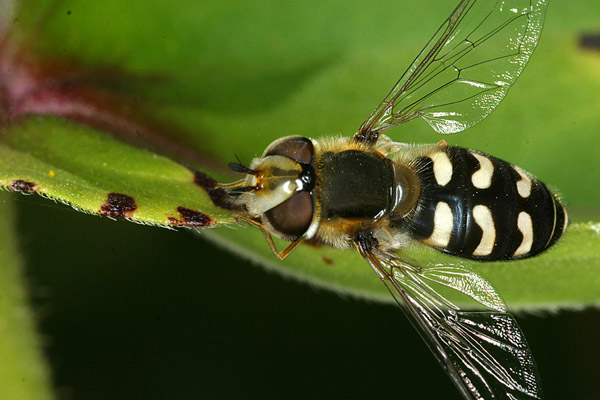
[228,154,258,176]
[218,156,260,193]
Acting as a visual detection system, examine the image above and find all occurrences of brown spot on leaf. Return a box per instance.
[192,169,218,189]
[100,193,137,218]
[322,256,334,265]
[169,206,212,227]
[580,33,600,52]
[9,179,36,193]
[192,169,242,211]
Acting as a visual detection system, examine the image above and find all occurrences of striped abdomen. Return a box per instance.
[407,146,567,261]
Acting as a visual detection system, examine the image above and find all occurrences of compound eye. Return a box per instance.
[264,192,313,239]
[264,137,313,164]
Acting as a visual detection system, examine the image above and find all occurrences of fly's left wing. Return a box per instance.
[357,244,543,400]
[356,0,548,143]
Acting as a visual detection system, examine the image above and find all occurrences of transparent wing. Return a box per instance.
[357,0,548,139]
[357,245,543,400]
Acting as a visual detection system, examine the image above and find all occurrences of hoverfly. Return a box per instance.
[221,0,565,398]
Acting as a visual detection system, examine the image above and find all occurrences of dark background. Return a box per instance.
[14,195,600,400]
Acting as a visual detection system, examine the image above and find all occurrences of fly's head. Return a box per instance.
[223,137,318,242]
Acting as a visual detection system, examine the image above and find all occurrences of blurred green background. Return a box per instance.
[3,0,600,399]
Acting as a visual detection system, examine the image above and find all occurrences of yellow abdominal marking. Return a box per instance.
[471,153,494,189]
[563,207,569,233]
[472,205,496,256]
[514,211,534,257]
[423,201,453,248]
[514,166,532,198]
[430,152,453,186]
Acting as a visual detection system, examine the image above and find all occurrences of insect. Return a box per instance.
[221,0,566,398]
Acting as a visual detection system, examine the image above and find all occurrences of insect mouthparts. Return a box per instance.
[228,185,259,196]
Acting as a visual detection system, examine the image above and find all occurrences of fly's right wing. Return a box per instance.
[357,244,542,400]
[356,0,548,143]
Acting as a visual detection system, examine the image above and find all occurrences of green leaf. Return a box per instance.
[1,117,236,227]
[203,222,600,311]
[1,0,599,314]
[0,192,54,400]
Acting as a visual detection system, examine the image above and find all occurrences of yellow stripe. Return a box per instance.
[430,152,453,186]
[472,205,496,256]
[471,153,494,189]
[514,211,533,257]
[422,201,453,248]
[514,166,532,198]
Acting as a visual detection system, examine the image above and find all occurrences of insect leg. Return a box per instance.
[240,216,304,260]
